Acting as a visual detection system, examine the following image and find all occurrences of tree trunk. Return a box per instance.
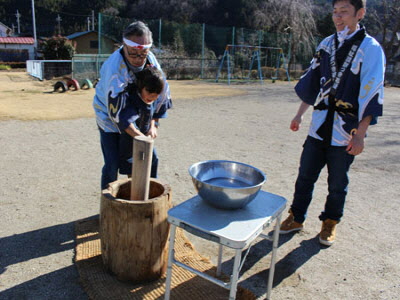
[100,178,172,282]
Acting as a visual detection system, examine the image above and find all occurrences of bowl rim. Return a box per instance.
[188,159,266,190]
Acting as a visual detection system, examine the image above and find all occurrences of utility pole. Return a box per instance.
[56,14,62,35]
[15,10,21,34]
[92,10,95,31]
[87,17,91,31]
[31,0,38,58]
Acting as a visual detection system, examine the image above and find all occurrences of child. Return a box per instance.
[109,66,171,179]
[280,0,385,246]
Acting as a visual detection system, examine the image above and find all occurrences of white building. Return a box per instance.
[0,37,35,61]
[0,21,12,37]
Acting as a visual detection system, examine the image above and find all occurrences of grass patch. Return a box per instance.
[0,64,11,71]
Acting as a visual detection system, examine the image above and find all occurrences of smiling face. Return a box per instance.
[332,0,365,34]
[140,88,159,104]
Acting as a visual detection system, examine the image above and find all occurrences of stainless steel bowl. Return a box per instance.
[189,160,266,209]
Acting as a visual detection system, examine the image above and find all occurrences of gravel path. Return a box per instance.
[0,81,399,299]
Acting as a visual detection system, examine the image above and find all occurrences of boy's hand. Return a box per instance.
[147,126,158,139]
[346,134,364,156]
[290,115,302,131]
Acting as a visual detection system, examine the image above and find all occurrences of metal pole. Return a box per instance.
[287,32,292,70]
[215,49,227,83]
[231,27,235,78]
[227,49,231,85]
[92,10,95,31]
[267,214,282,300]
[201,23,205,79]
[16,10,21,34]
[217,244,223,277]
[98,13,102,55]
[31,0,37,58]
[56,14,62,35]
[164,225,177,300]
[158,18,162,49]
[257,50,263,83]
[229,250,242,300]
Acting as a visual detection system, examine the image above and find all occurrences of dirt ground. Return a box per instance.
[0,71,399,300]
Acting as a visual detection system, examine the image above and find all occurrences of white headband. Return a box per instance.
[123,37,152,49]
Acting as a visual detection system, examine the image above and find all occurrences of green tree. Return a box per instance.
[41,36,75,59]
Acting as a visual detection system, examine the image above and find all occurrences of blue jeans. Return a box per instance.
[99,129,158,190]
[291,136,355,223]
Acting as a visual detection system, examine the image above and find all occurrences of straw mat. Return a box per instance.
[74,217,256,300]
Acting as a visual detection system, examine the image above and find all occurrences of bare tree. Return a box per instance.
[368,0,400,61]
[254,0,317,65]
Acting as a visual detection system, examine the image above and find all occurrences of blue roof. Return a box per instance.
[66,31,93,40]
[66,30,119,42]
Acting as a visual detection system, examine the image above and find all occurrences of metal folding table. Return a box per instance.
[164,190,287,300]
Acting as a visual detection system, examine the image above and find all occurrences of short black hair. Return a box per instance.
[332,0,366,12]
[136,67,164,95]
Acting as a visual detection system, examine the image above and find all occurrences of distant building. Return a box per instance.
[66,31,118,54]
[0,21,13,37]
[0,37,35,62]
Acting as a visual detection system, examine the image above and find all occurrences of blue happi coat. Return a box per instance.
[295,28,385,146]
[93,48,171,133]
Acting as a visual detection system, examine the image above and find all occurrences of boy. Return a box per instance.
[110,66,167,177]
[280,0,385,246]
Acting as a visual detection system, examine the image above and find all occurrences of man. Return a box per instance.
[280,0,385,246]
[93,21,172,190]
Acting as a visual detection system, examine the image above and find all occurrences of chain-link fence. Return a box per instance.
[71,54,109,83]
[91,14,318,79]
[72,14,319,82]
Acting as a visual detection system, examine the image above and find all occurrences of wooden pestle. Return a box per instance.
[130,136,154,201]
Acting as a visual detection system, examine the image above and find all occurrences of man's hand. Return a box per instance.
[290,115,303,131]
[346,115,372,156]
[290,101,310,132]
[346,134,364,155]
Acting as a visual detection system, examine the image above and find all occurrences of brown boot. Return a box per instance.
[280,210,304,234]
[319,219,338,246]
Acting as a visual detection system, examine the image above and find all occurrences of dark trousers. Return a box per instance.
[99,129,158,190]
[291,136,355,223]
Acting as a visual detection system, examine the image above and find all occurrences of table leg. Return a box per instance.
[164,224,177,300]
[266,214,282,300]
[217,244,223,277]
[229,249,242,300]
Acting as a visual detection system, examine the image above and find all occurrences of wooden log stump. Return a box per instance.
[100,178,172,282]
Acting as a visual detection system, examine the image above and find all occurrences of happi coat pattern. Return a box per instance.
[93,48,171,133]
[295,28,385,146]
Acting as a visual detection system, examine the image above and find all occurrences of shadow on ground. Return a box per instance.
[220,231,326,298]
[0,219,91,299]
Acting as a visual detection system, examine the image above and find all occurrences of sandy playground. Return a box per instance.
[0,71,399,299]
